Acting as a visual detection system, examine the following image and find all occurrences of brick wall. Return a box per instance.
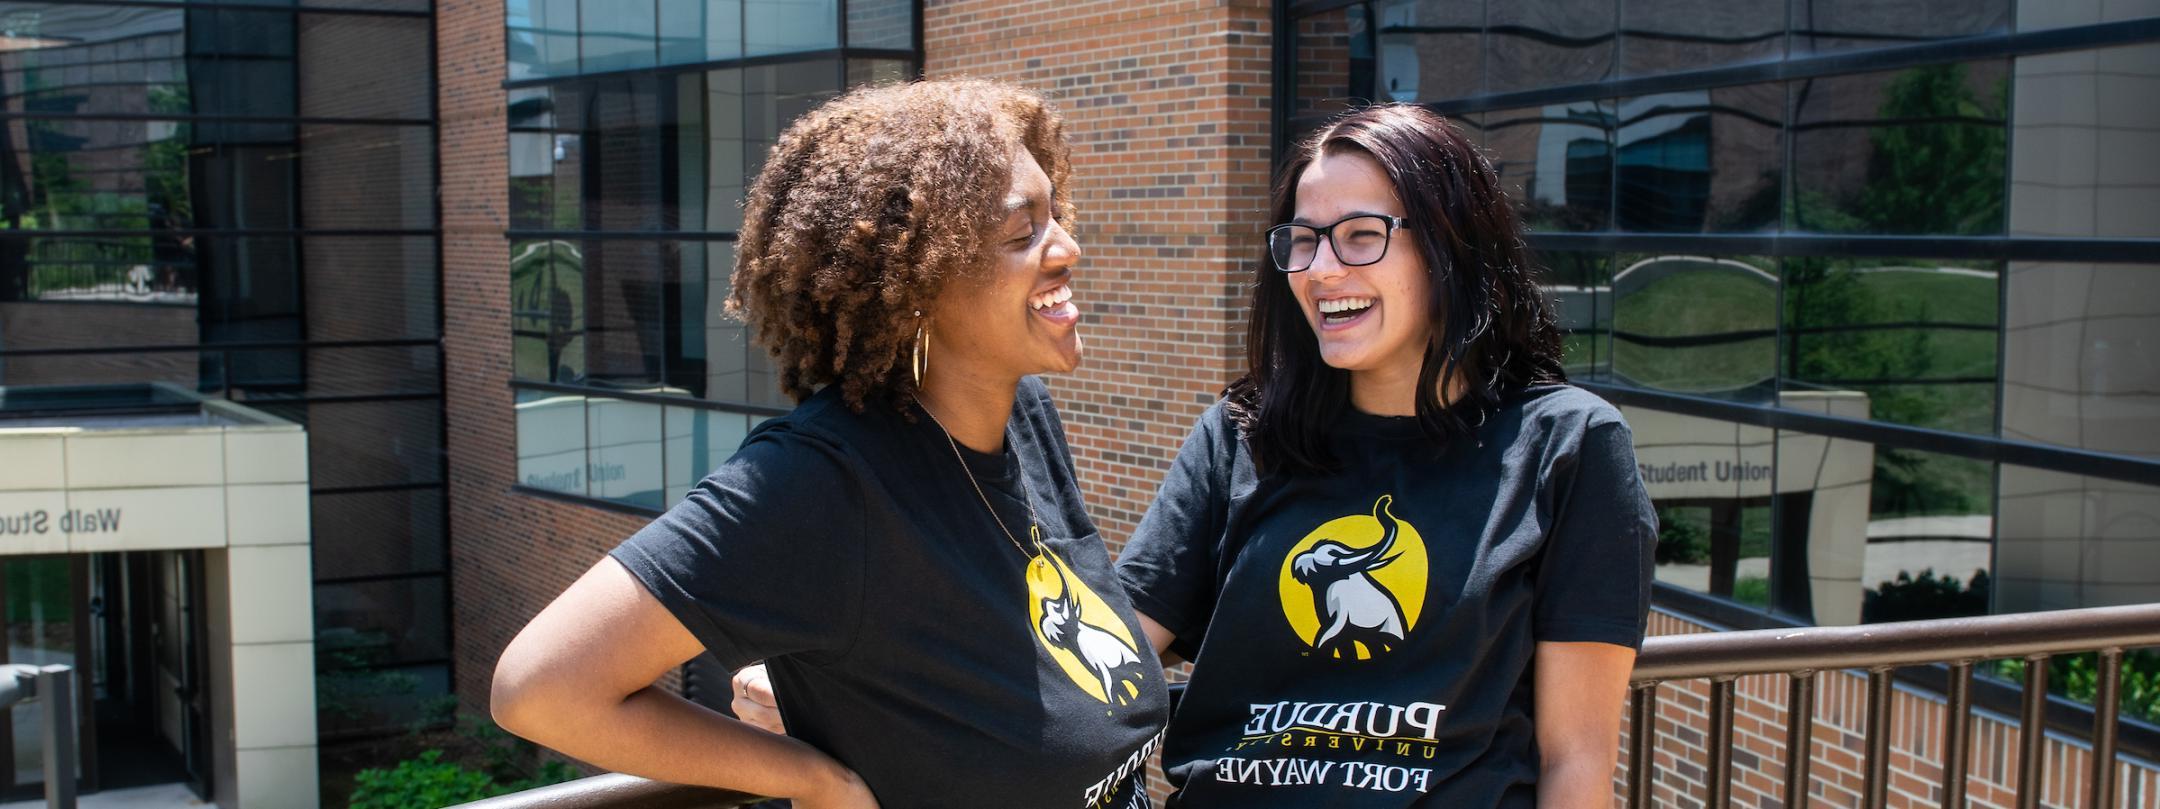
[1622,611,2160,808]
[924,0,1276,547]
[436,0,657,714]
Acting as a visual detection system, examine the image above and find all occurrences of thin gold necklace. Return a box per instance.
[917,397,1049,562]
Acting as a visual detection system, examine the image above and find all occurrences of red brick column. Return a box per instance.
[924,0,1278,548]
[437,0,652,713]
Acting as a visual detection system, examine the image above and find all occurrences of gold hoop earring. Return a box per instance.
[912,312,930,386]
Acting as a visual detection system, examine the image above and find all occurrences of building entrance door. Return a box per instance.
[86,551,212,800]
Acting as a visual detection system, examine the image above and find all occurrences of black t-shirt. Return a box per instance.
[1116,385,1656,808]
[612,377,1170,809]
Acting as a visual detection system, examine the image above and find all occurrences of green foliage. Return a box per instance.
[1856,64,2007,236]
[1996,650,2160,725]
[1863,568,1990,623]
[1732,575,1770,608]
[345,716,580,809]
[1655,513,1710,565]
[348,750,501,809]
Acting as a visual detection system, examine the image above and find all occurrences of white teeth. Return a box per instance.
[1318,297,1374,315]
[1030,284,1072,311]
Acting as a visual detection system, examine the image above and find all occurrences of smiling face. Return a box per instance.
[929,146,1083,378]
[1285,149,1433,380]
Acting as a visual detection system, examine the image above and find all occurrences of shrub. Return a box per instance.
[1862,568,1989,623]
[1656,516,1710,566]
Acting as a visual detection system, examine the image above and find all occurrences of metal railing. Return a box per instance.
[458,603,2160,809]
[0,664,79,809]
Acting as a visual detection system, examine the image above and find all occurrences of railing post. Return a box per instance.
[2091,649,2123,809]
[37,665,75,809]
[1707,677,1736,808]
[1863,667,1893,809]
[2018,655,2050,809]
[1943,661,1973,808]
[1628,682,1660,809]
[1783,671,1815,809]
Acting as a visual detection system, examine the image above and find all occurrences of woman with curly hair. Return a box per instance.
[491,79,1170,809]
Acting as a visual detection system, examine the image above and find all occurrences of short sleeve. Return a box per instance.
[609,427,867,670]
[1116,406,1234,661]
[1533,418,1658,650]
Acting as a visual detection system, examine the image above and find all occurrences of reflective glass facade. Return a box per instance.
[1285,1,2160,628]
[503,0,919,512]
[0,1,446,737]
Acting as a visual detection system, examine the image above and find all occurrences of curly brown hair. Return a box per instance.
[725,78,1075,411]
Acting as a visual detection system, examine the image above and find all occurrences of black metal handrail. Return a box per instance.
[459,603,2160,809]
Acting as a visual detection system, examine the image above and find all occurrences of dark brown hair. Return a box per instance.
[726,79,1074,411]
[1226,103,1567,474]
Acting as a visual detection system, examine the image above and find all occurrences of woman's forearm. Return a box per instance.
[498,682,861,802]
[1536,751,1615,809]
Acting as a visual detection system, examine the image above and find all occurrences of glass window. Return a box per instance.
[512,240,586,383]
[581,238,665,387]
[661,239,708,395]
[1370,0,1481,103]
[1539,250,1612,380]
[744,0,837,57]
[846,0,912,50]
[0,119,283,233]
[587,76,669,231]
[1610,253,1777,400]
[298,13,432,120]
[262,399,444,488]
[703,68,747,231]
[0,3,187,117]
[587,396,664,510]
[303,236,440,341]
[1627,405,1778,611]
[1483,102,1613,232]
[2010,43,2160,240]
[580,0,658,73]
[1631,407,1997,626]
[847,58,913,87]
[1791,0,2009,55]
[1997,465,2160,614]
[1782,256,2000,435]
[665,405,751,502]
[743,61,841,181]
[1620,0,1783,77]
[1289,5,1372,121]
[658,0,740,65]
[507,0,580,80]
[312,487,447,580]
[1486,0,1614,94]
[1777,431,1989,627]
[299,124,437,230]
[2001,261,2160,458]
[1790,61,2009,235]
[314,575,449,665]
[1616,84,1783,233]
[313,344,441,397]
[516,388,589,495]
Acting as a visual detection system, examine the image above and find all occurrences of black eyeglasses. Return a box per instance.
[1266,215,1411,272]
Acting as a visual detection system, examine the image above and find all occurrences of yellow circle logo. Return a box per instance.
[1277,495,1427,661]
[1028,549,1149,706]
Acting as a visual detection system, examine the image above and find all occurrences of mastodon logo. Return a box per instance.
[1277,495,1428,661]
[1028,549,1149,707]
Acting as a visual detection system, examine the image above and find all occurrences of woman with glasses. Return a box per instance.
[1108,103,1656,807]
[490,80,1169,809]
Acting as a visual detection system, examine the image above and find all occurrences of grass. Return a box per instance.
[1612,264,1777,392]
